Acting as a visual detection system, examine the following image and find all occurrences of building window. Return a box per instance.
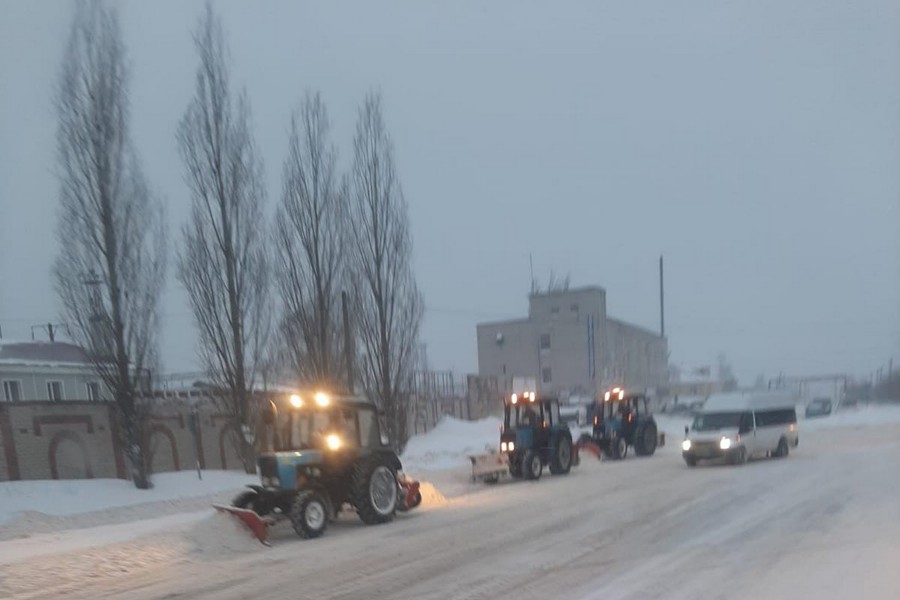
[542,367,552,383]
[502,364,507,375]
[540,333,551,350]
[570,303,579,312]
[86,382,101,402]
[47,381,64,402]
[2,380,22,402]
[550,306,559,315]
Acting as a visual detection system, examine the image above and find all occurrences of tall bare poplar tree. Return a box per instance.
[177,3,270,473]
[54,0,166,489]
[275,93,347,387]
[349,93,423,451]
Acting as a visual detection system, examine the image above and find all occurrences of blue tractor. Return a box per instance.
[218,392,421,543]
[588,387,660,460]
[498,392,575,481]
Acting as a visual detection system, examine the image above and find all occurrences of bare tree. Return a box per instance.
[275,93,348,387]
[717,353,738,392]
[54,0,166,489]
[177,3,270,473]
[348,93,423,451]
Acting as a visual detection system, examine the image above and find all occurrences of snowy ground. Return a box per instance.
[1,406,899,599]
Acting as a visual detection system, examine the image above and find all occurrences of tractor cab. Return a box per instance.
[499,392,574,480]
[591,387,660,460]
[501,392,560,454]
[278,392,384,454]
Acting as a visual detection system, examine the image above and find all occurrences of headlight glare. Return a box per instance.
[719,437,732,450]
[681,439,691,451]
[326,433,342,450]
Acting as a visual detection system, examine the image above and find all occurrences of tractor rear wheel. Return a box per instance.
[549,432,573,475]
[351,455,399,525]
[634,422,658,457]
[522,450,542,480]
[610,437,628,460]
[290,490,329,539]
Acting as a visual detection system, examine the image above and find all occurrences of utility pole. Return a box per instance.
[529,253,536,296]
[31,322,65,342]
[659,255,665,338]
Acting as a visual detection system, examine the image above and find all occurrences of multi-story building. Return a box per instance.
[476,287,668,398]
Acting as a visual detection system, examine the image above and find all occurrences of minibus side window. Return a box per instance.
[738,412,753,433]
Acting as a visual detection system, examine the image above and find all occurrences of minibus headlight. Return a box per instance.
[681,439,691,451]
[719,437,732,450]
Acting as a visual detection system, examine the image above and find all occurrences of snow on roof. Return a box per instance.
[0,341,93,367]
[703,391,796,412]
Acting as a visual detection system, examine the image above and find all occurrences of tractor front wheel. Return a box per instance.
[290,490,329,539]
[610,437,628,460]
[522,450,543,480]
[232,490,270,516]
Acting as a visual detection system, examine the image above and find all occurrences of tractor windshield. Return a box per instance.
[603,400,629,419]
[289,407,361,449]
[504,403,543,429]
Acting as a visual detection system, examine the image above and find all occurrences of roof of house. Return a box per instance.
[0,341,93,367]
[605,317,664,340]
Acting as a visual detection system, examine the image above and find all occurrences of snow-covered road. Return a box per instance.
[2,418,899,599]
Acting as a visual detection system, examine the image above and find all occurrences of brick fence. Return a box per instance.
[0,400,243,482]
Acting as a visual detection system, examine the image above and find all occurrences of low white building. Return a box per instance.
[0,341,108,402]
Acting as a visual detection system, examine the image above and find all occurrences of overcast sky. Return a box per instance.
[1,0,898,384]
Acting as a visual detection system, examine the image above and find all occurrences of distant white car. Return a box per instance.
[681,391,799,466]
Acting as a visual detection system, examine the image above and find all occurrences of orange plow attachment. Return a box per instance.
[213,504,272,546]
[574,436,603,462]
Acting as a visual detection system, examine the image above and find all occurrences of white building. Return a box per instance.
[0,341,108,402]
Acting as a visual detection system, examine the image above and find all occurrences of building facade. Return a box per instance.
[0,341,110,402]
[476,287,668,398]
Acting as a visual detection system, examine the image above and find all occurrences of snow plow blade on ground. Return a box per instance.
[213,503,273,545]
[214,476,422,546]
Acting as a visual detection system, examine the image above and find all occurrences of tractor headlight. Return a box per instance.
[500,441,508,452]
[508,441,515,451]
[262,476,280,488]
[326,433,342,450]
[681,439,692,451]
[719,437,732,450]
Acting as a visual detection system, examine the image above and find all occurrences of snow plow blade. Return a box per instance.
[213,504,271,546]
[468,451,510,483]
[575,435,603,460]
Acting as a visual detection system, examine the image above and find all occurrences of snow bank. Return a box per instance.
[402,416,502,471]
[184,512,266,556]
[0,511,208,565]
[0,470,256,525]
[800,404,900,431]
